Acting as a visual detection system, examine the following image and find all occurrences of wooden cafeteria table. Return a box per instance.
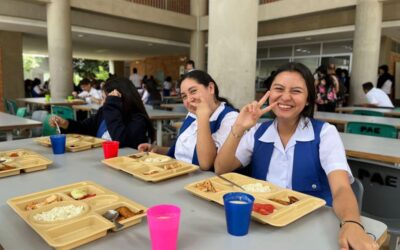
[336,106,400,117]
[315,111,400,131]
[340,132,400,165]
[0,138,387,250]
[0,112,42,141]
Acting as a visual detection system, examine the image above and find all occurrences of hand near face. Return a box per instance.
[190,97,213,118]
[108,89,121,97]
[235,91,277,131]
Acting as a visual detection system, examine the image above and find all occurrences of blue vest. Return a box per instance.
[250,119,332,206]
[167,105,236,165]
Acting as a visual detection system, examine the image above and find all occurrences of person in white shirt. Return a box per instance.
[163,76,172,96]
[138,70,238,171]
[362,82,394,108]
[215,62,378,250]
[377,65,394,96]
[185,60,195,73]
[72,78,102,104]
[129,68,142,89]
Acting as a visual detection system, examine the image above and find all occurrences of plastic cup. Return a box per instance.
[67,96,74,101]
[102,141,119,159]
[147,204,181,250]
[223,192,255,236]
[50,134,66,154]
[45,94,51,102]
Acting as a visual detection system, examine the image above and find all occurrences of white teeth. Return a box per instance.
[278,104,292,109]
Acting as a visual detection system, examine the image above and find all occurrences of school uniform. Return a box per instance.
[235,117,353,206]
[168,102,238,165]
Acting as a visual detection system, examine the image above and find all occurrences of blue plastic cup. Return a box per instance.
[50,134,66,154]
[223,192,254,236]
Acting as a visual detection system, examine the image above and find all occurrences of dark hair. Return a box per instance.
[165,76,172,82]
[102,77,155,142]
[180,70,236,109]
[270,62,316,118]
[316,65,335,94]
[186,60,195,68]
[133,68,138,74]
[362,82,374,91]
[379,65,388,73]
[79,78,91,86]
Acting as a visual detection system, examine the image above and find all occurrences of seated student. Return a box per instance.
[362,82,394,108]
[214,63,378,250]
[31,78,45,97]
[50,77,155,149]
[72,78,102,104]
[138,70,238,170]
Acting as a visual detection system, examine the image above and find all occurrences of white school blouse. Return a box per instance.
[174,102,238,163]
[235,117,353,189]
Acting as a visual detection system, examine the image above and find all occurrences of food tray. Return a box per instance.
[184,173,326,227]
[0,149,52,178]
[102,152,199,182]
[34,134,105,152]
[7,181,147,250]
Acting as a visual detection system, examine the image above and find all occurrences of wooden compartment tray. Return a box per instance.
[34,134,105,152]
[102,152,199,182]
[0,149,52,178]
[184,173,326,227]
[7,181,147,250]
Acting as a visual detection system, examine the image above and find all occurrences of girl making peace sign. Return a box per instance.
[215,63,378,250]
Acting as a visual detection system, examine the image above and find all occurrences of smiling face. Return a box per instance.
[269,71,308,123]
[180,78,215,113]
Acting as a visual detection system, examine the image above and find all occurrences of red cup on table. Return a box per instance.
[102,141,119,159]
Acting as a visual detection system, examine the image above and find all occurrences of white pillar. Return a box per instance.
[208,0,258,108]
[190,0,207,71]
[350,0,382,105]
[108,60,115,74]
[47,0,73,99]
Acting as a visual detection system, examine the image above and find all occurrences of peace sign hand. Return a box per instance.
[234,91,277,131]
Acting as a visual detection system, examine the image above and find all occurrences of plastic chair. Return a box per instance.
[346,122,397,139]
[31,110,49,137]
[6,100,18,115]
[351,178,364,212]
[352,109,384,117]
[16,107,27,117]
[51,106,75,120]
[42,114,57,136]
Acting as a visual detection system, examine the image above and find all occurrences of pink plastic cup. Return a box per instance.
[147,204,181,250]
[102,141,119,159]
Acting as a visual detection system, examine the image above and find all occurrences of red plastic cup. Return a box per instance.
[102,141,119,159]
[147,204,181,250]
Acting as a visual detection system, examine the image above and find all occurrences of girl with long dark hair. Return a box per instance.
[138,70,238,170]
[50,77,155,148]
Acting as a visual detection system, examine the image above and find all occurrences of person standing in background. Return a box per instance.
[377,65,394,101]
[163,76,172,97]
[129,68,142,89]
[185,60,195,73]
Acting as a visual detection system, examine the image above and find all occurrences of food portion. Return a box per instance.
[241,183,271,193]
[195,180,218,193]
[26,195,62,211]
[253,203,276,215]
[33,204,85,222]
[70,189,96,200]
[143,169,160,175]
[115,206,144,222]
[0,164,16,171]
[162,162,181,170]
[269,196,299,206]
[143,156,170,163]
[9,152,20,157]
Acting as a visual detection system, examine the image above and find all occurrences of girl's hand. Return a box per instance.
[49,115,69,129]
[190,97,212,119]
[108,89,121,97]
[234,91,277,131]
[338,223,379,250]
[138,143,160,153]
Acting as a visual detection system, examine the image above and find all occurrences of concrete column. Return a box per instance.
[208,0,258,108]
[0,31,24,104]
[108,60,115,74]
[350,0,382,105]
[47,0,73,99]
[190,0,207,71]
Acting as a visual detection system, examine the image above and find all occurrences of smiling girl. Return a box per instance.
[138,70,238,170]
[215,63,378,250]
